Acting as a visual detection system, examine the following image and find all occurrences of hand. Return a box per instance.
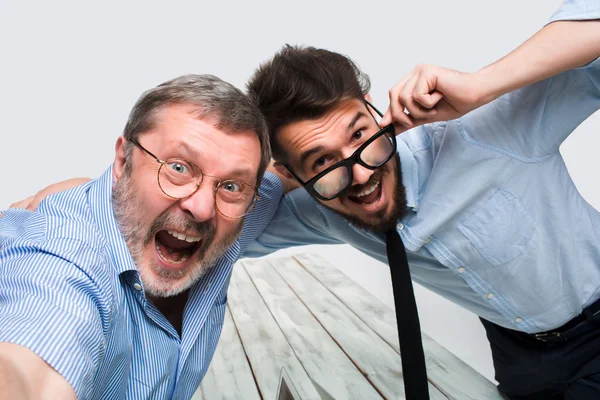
[267,160,300,194]
[9,178,91,212]
[381,64,491,133]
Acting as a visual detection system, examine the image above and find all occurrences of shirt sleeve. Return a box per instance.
[237,171,284,252]
[458,52,599,160]
[243,187,343,258]
[0,221,107,399]
[548,0,600,23]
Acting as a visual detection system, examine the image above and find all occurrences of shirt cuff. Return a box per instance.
[547,0,600,24]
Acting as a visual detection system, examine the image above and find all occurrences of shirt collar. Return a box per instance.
[87,165,138,275]
[396,136,419,210]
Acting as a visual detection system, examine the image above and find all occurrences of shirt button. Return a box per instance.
[487,293,494,299]
[133,283,143,291]
[424,237,431,244]
[396,223,404,231]
[457,267,465,274]
[515,317,522,323]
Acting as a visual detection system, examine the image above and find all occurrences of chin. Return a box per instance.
[325,157,408,234]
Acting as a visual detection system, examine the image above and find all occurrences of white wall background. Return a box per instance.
[1,0,598,384]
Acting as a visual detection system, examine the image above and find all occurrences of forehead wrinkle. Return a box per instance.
[165,134,256,183]
[287,104,357,163]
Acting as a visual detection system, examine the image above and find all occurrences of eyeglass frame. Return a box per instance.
[284,100,398,201]
[127,137,261,219]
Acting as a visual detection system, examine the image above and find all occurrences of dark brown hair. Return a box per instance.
[247,45,371,161]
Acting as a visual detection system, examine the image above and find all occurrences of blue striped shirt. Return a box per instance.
[0,166,283,399]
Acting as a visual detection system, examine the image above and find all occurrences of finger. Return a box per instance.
[412,69,440,109]
[385,74,413,125]
[28,188,53,211]
[9,196,35,210]
[392,113,417,135]
[415,90,444,109]
[401,75,438,119]
[380,108,392,126]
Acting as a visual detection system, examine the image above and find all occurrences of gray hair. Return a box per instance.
[123,74,271,184]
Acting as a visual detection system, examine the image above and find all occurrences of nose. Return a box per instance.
[178,184,217,222]
[351,163,373,186]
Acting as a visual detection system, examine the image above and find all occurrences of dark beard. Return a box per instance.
[322,155,408,234]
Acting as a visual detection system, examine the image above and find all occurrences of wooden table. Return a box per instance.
[193,253,502,400]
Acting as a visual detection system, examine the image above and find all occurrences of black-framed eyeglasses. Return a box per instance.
[129,138,260,219]
[285,100,397,201]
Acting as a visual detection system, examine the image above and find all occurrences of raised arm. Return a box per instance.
[382,2,600,130]
[0,343,76,400]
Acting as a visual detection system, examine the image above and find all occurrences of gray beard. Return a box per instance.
[112,171,243,297]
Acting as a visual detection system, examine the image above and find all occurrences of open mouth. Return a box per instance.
[154,229,203,268]
[347,177,383,206]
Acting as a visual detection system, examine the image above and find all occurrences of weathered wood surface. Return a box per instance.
[192,307,261,400]
[259,256,447,399]
[294,253,503,400]
[243,258,385,400]
[219,264,321,400]
[195,253,501,400]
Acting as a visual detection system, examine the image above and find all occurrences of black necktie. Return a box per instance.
[385,228,430,399]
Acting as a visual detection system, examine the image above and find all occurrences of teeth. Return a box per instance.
[156,244,190,264]
[167,230,202,243]
[356,179,380,197]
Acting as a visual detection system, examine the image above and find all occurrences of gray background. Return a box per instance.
[1,0,598,382]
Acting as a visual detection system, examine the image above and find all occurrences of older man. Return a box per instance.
[0,75,282,399]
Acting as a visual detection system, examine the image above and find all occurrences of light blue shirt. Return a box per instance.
[246,0,600,334]
[0,167,283,399]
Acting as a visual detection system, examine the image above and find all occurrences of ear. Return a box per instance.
[273,161,295,180]
[364,93,373,103]
[113,136,127,181]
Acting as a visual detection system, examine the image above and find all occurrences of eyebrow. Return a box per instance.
[298,111,367,167]
[174,142,255,183]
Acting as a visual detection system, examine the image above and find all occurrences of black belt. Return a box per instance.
[531,296,600,344]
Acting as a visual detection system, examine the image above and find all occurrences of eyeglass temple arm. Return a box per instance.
[364,99,385,119]
[128,137,164,163]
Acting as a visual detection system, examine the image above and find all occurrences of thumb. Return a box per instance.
[380,108,392,126]
[415,90,444,109]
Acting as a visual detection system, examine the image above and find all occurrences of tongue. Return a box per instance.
[155,230,199,262]
[350,184,380,205]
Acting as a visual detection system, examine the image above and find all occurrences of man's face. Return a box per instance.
[112,104,261,297]
[279,98,407,232]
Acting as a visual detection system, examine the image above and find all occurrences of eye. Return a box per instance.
[315,157,327,168]
[221,181,242,193]
[168,162,189,174]
[313,155,333,172]
[352,130,363,141]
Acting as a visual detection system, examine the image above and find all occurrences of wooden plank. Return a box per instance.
[294,253,503,400]
[226,263,322,400]
[192,306,261,400]
[260,256,448,400]
[243,258,405,400]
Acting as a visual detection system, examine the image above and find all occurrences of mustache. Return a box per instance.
[144,212,216,246]
[345,169,384,197]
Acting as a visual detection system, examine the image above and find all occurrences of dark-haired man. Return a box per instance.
[244,1,600,398]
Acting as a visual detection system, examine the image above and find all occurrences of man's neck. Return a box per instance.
[147,291,190,337]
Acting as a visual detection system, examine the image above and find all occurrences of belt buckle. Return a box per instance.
[534,331,562,342]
